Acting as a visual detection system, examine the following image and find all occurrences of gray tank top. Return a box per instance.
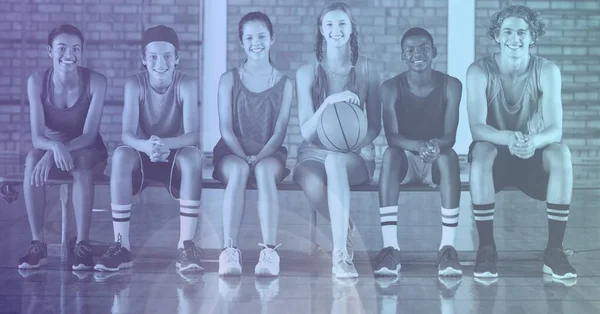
[134,70,186,139]
[231,68,287,155]
[477,53,546,134]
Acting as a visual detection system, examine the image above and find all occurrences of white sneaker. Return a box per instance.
[254,243,281,277]
[332,250,358,279]
[218,240,242,276]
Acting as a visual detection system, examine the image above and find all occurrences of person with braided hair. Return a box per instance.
[292,2,381,279]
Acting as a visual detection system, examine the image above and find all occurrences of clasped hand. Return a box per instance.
[419,140,440,164]
[509,131,535,159]
[147,135,170,162]
[245,155,258,167]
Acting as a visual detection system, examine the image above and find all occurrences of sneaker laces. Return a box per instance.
[24,241,45,256]
[183,242,205,260]
[224,238,242,264]
[102,235,124,259]
[437,247,458,266]
[333,250,354,266]
[375,247,398,264]
[257,243,281,264]
[75,242,92,258]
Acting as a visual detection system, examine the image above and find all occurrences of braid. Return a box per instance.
[350,32,359,66]
[312,32,327,110]
[315,32,324,62]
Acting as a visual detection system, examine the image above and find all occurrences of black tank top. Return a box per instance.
[41,66,106,152]
[394,70,448,144]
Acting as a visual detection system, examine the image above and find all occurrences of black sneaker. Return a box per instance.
[94,237,133,272]
[72,241,94,271]
[373,246,402,276]
[543,247,577,279]
[18,241,48,269]
[176,240,204,272]
[437,246,463,276]
[474,245,498,278]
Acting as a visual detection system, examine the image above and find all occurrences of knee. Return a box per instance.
[25,149,45,171]
[544,143,572,173]
[470,142,497,170]
[111,146,138,171]
[254,159,279,181]
[435,149,459,170]
[381,146,405,168]
[227,158,251,179]
[176,147,203,172]
[293,164,326,198]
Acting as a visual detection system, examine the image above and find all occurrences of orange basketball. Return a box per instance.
[317,102,368,153]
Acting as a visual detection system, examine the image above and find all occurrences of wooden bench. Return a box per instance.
[0,171,477,259]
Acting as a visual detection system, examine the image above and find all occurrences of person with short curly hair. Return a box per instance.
[466,5,576,281]
[486,5,547,47]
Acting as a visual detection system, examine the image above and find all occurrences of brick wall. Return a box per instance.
[0,0,202,158]
[227,0,449,166]
[475,0,600,164]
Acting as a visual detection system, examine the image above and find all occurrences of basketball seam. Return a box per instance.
[349,105,362,150]
[320,108,344,151]
[333,103,351,152]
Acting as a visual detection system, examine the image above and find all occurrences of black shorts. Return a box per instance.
[468,141,549,201]
[130,146,201,200]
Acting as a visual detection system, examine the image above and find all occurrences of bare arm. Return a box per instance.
[255,78,293,161]
[64,71,107,152]
[217,71,246,159]
[28,72,60,152]
[297,63,326,142]
[121,76,150,153]
[530,62,563,149]
[431,76,462,151]
[161,76,200,150]
[466,63,514,146]
[381,78,424,152]
[359,59,382,147]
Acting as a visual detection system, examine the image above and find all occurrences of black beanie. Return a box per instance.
[142,25,179,50]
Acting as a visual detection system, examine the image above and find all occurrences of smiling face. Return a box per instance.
[240,20,273,62]
[496,16,533,59]
[401,34,435,72]
[48,33,82,73]
[141,41,179,80]
[320,10,353,49]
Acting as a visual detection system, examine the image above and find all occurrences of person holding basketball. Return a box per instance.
[293,2,382,278]
[213,11,293,277]
[467,5,576,280]
[19,24,108,270]
[373,27,463,278]
[94,25,204,273]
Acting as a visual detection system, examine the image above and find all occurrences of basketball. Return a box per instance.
[317,101,368,153]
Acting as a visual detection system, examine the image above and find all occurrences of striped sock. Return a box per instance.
[439,207,459,250]
[380,206,400,250]
[473,203,495,249]
[179,199,201,249]
[111,203,131,250]
[547,203,569,249]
